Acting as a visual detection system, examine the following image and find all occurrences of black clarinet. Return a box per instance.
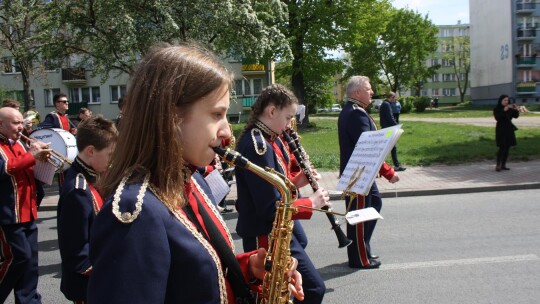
[282,130,352,248]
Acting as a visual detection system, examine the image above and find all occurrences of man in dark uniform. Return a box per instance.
[57,116,118,303]
[39,93,77,135]
[0,107,50,304]
[338,76,400,269]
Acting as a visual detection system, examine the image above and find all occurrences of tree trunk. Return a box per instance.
[21,66,33,113]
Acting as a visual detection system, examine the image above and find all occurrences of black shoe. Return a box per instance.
[394,166,406,172]
[222,207,233,213]
[501,166,510,170]
[369,254,379,260]
[350,259,381,269]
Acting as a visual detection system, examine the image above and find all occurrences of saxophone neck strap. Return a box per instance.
[184,195,255,303]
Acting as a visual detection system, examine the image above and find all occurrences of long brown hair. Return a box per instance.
[99,43,231,208]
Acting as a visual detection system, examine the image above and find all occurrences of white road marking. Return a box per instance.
[380,255,539,270]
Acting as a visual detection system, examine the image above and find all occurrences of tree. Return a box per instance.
[281,0,389,122]
[0,1,55,112]
[347,8,439,94]
[50,0,290,77]
[442,35,471,103]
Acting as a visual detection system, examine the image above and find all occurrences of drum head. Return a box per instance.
[30,128,77,171]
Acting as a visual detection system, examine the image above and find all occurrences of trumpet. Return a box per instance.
[18,132,73,169]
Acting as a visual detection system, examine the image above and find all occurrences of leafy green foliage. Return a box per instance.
[399,96,414,113]
[50,0,289,78]
[413,96,431,112]
[346,7,439,93]
[0,0,56,111]
[441,35,471,103]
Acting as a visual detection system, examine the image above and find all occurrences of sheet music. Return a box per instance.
[33,161,56,185]
[337,125,403,195]
[204,169,231,203]
[345,207,383,225]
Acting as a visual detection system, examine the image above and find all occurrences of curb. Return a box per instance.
[327,183,540,200]
[39,183,540,212]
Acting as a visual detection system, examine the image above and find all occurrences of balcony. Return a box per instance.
[61,68,86,85]
[241,58,266,75]
[516,56,537,67]
[517,28,537,40]
[516,82,537,94]
[516,2,536,13]
[241,96,257,108]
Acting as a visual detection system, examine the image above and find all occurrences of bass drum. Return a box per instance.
[30,128,77,171]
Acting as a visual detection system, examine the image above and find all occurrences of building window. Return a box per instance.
[70,86,101,104]
[44,88,61,106]
[432,88,440,96]
[443,88,456,96]
[253,79,263,95]
[234,79,244,96]
[2,58,20,74]
[432,74,440,82]
[442,59,454,67]
[443,74,456,81]
[431,58,439,66]
[111,85,126,103]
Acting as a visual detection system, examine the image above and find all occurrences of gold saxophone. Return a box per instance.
[213,147,296,304]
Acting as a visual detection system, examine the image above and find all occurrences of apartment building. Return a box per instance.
[423,22,471,105]
[0,57,273,122]
[470,0,540,104]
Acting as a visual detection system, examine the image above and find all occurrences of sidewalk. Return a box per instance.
[39,160,540,211]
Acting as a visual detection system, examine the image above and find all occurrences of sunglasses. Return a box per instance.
[57,100,69,104]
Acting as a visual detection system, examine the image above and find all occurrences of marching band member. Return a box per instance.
[57,115,118,303]
[87,44,303,303]
[235,84,329,304]
[39,93,77,135]
[338,76,400,269]
[0,107,50,304]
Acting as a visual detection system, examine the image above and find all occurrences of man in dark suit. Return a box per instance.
[338,76,400,269]
[379,92,406,171]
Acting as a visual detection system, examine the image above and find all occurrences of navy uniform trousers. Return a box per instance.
[0,221,41,304]
[346,183,382,267]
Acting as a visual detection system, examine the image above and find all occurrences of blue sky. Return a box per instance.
[392,0,470,25]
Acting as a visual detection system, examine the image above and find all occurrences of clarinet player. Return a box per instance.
[235,84,330,304]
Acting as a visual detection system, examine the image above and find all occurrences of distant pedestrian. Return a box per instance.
[380,92,405,171]
[493,94,519,172]
[390,95,401,123]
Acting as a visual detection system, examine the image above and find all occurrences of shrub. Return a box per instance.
[400,96,414,113]
[413,96,431,112]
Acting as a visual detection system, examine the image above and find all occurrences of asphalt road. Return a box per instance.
[10,189,540,303]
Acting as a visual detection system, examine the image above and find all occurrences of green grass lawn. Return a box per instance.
[230,116,540,170]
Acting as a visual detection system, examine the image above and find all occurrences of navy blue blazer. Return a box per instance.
[88,172,251,303]
[338,102,378,175]
[379,100,398,128]
[57,157,101,301]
